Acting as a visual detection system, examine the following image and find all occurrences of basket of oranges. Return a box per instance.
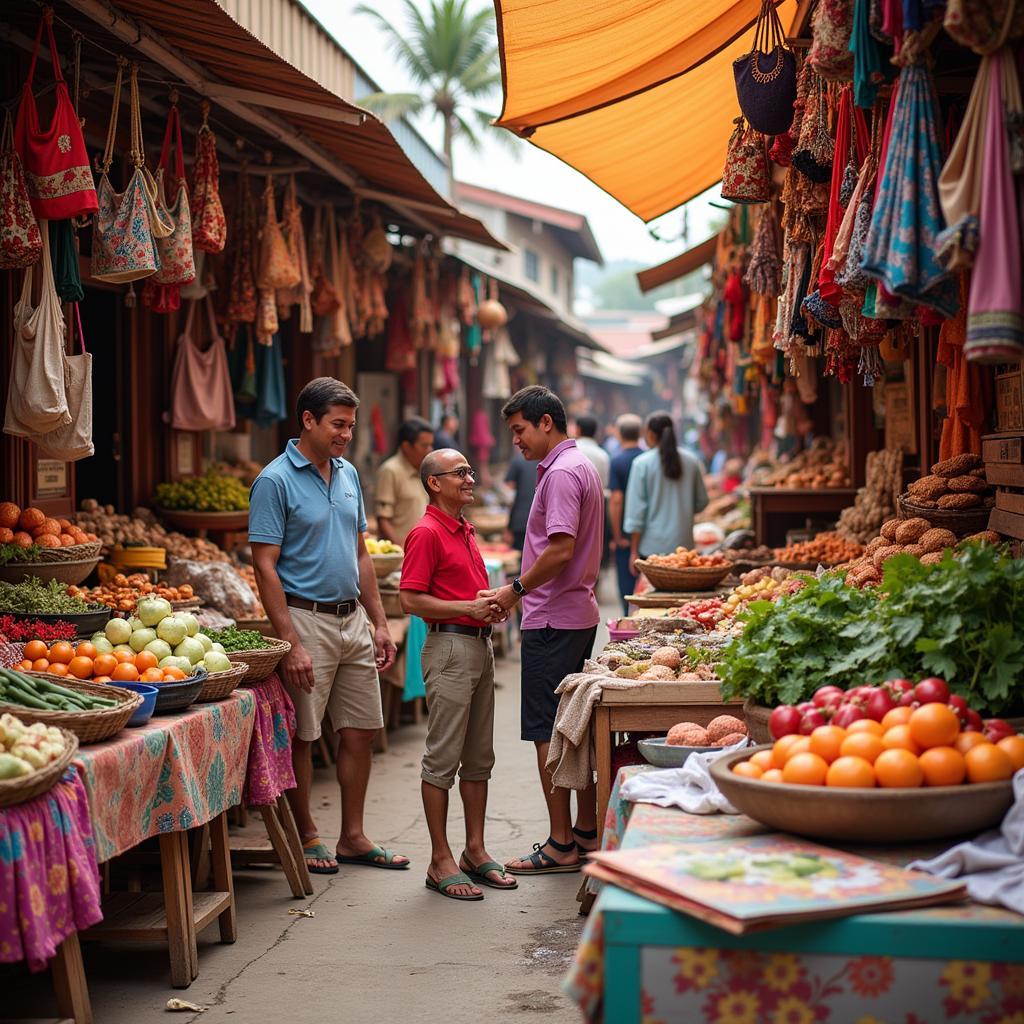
[711,700,1022,843]
[14,640,193,688]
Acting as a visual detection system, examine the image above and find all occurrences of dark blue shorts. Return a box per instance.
[520,626,598,742]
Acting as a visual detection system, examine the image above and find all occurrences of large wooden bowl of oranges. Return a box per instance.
[710,703,1021,843]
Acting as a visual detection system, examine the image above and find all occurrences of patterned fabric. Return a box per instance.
[861,65,959,318]
[809,0,855,81]
[722,119,770,205]
[90,171,160,283]
[191,121,226,254]
[0,767,102,972]
[0,111,41,270]
[944,0,1024,54]
[242,673,297,807]
[73,691,255,863]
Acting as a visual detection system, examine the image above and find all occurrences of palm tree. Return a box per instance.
[355,0,508,172]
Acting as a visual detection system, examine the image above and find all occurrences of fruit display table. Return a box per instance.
[569,766,1024,1024]
[748,486,857,547]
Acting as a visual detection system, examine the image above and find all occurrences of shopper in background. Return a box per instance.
[624,410,709,571]
[608,413,644,613]
[433,412,461,453]
[602,422,622,458]
[573,413,610,491]
[250,377,408,876]
[489,386,604,874]
[376,417,434,547]
[504,449,537,554]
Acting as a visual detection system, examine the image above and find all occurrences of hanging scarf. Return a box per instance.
[852,0,893,108]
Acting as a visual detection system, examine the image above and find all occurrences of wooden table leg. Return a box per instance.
[257,802,306,899]
[160,830,198,987]
[277,793,313,895]
[594,705,612,848]
[51,933,92,1024]
[209,811,237,944]
[190,823,211,890]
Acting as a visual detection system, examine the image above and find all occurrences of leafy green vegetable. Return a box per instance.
[0,543,42,566]
[202,626,271,652]
[0,578,97,615]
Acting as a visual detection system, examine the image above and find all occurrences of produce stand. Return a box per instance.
[748,487,858,548]
[570,766,1024,1024]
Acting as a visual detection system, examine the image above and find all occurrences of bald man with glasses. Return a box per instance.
[399,449,517,901]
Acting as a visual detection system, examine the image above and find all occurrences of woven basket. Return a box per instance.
[0,727,79,808]
[0,557,100,586]
[3,676,142,743]
[897,494,992,537]
[634,559,733,592]
[196,662,248,703]
[742,699,773,744]
[10,541,103,564]
[226,638,291,684]
[371,553,403,579]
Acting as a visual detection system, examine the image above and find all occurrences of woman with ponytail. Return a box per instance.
[623,411,709,572]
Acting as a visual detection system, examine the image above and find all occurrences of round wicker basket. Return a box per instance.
[226,638,291,684]
[742,699,773,744]
[0,557,100,586]
[897,494,991,537]
[4,676,142,743]
[371,553,404,578]
[12,541,103,564]
[196,663,248,703]
[634,559,733,592]
[0,727,79,808]
[156,508,249,532]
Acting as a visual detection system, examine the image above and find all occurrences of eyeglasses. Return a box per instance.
[431,467,475,480]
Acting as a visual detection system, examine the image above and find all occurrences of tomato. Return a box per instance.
[768,705,802,739]
[914,677,950,705]
[812,685,845,708]
[865,689,896,722]
[832,705,866,729]
[799,709,828,735]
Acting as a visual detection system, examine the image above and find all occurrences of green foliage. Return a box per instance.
[0,543,42,566]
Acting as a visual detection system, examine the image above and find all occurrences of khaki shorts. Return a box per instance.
[288,604,384,740]
[421,631,495,790]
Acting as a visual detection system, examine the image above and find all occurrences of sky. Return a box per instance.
[301,0,721,270]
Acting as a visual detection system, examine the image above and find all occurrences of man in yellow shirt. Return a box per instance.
[376,418,434,546]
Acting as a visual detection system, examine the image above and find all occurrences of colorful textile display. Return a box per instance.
[242,673,296,807]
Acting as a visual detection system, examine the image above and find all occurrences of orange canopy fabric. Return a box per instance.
[495,0,797,221]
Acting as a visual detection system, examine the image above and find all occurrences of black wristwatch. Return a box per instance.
[511,576,528,598]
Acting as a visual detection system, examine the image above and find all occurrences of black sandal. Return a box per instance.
[573,826,598,856]
[505,835,581,875]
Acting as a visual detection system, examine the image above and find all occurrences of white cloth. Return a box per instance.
[619,738,751,814]
[909,769,1024,916]
[576,436,611,490]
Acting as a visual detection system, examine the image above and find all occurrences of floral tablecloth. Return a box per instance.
[0,767,102,971]
[242,674,296,807]
[74,691,255,863]
[568,765,1024,1024]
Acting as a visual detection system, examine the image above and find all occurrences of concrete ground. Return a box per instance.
[13,581,619,1023]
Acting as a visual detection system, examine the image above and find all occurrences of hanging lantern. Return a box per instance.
[477,279,507,329]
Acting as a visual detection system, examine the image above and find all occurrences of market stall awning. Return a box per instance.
[637,235,720,294]
[494,0,796,221]
[65,0,504,248]
[576,348,649,387]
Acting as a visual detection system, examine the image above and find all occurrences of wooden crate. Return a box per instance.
[996,490,1024,515]
[982,433,1024,464]
[995,366,1023,431]
[986,462,1024,487]
[989,507,1024,540]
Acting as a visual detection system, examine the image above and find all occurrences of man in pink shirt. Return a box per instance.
[488,386,604,874]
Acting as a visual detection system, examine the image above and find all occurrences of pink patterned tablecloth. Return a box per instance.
[242,673,296,807]
[73,691,256,863]
[0,768,102,971]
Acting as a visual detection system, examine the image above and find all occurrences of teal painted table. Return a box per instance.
[568,767,1024,1024]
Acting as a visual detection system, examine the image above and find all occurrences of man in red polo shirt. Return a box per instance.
[400,448,518,902]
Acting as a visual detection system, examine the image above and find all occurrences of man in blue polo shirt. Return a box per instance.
[250,377,409,876]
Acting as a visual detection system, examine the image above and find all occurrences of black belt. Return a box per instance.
[429,623,492,640]
[286,594,358,617]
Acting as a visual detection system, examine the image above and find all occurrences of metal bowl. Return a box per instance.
[638,737,723,768]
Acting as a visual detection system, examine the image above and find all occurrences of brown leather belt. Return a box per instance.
[429,623,492,639]
[286,594,358,617]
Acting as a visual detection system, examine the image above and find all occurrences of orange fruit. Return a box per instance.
[996,735,1024,772]
[761,768,784,783]
[772,734,806,769]
[133,651,158,672]
[163,667,187,681]
[749,750,775,771]
[48,642,74,665]
[732,761,763,779]
[67,656,94,680]
[909,703,960,750]
[839,731,886,764]
[784,737,812,762]
[31,658,50,672]
[18,660,32,671]
[809,725,847,764]
[23,640,48,662]
[93,654,117,677]
[140,667,164,683]
[874,748,924,788]
[113,650,135,664]
[918,746,967,786]
[954,731,988,755]
[75,642,98,660]
[964,743,1015,784]
[882,724,921,755]
[826,755,876,788]
[782,751,829,786]
[111,662,139,682]
[847,719,884,736]
[881,706,913,730]
[93,676,112,683]
[49,663,69,676]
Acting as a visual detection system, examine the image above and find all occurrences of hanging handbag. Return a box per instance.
[13,13,97,221]
[721,117,771,204]
[4,227,70,438]
[226,171,257,322]
[733,0,797,136]
[944,0,1024,54]
[190,102,227,254]
[309,205,340,316]
[170,297,236,431]
[30,303,93,462]
[792,75,835,182]
[276,175,313,331]
[91,61,161,284]
[808,0,856,82]
[257,177,301,290]
[153,102,195,286]
[0,110,42,270]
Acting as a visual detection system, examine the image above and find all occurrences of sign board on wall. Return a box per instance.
[36,459,68,498]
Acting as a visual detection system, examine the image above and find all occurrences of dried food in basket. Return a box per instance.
[642,548,729,569]
[0,502,98,556]
[0,711,73,777]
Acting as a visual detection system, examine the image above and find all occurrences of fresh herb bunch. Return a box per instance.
[0,579,98,615]
[0,615,77,644]
[0,543,42,566]
[202,626,271,652]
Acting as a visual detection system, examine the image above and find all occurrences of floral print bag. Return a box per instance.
[0,110,42,270]
[152,102,195,286]
[190,103,226,254]
[721,117,770,204]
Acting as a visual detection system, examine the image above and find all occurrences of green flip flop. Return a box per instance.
[425,872,484,901]
[302,841,340,875]
[336,844,410,870]
[461,856,518,890]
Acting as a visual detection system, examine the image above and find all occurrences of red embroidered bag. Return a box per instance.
[191,104,226,253]
[13,13,97,220]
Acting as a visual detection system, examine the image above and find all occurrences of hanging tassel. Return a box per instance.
[858,344,884,386]
[124,282,136,308]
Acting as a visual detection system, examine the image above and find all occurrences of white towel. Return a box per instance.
[909,769,1024,916]
[619,738,751,814]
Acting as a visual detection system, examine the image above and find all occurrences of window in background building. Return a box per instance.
[550,265,559,295]
[524,248,540,282]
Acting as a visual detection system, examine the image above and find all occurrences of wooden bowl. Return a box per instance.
[634,560,732,592]
[0,557,100,586]
[155,508,250,532]
[710,746,1015,843]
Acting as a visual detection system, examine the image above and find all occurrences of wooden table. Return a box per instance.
[593,682,744,846]
[748,486,857,546]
